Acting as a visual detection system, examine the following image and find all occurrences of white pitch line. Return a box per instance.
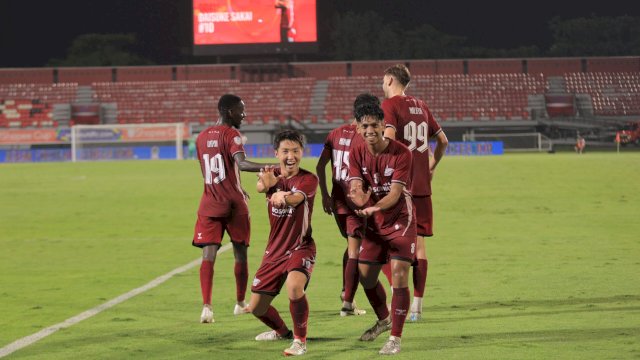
[0,243,231,358]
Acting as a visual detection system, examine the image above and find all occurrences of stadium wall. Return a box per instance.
[2,56,638,84]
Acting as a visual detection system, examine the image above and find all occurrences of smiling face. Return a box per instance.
[358,115,385,147]
[275,139,303,177]
[227,101,246,129]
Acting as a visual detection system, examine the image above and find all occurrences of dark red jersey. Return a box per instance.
[263,168,318,262]
[322,123,364,214]
[348,139,415,239]
[196,124,248,217]
[382,95,442,196]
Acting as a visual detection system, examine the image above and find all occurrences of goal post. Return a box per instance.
[462,132,552,152]
[70,123,188,162]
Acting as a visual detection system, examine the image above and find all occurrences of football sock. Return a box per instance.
[411,297,423,313]
[199,260,213,305]
[381,262,393,286]
[364,281,390,320]
[257,306,289,336]
[341,249,349,293]
[343,258,359,303]
[289,295,309,342]
[234,261,248,303]
[412,259,428,298]
[391,287,410,337]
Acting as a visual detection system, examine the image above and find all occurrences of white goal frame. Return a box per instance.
[462,132,553,152]
[71,123,186,162]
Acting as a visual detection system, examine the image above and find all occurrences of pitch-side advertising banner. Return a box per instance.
[0,126,189,145]
[193,0,317,45]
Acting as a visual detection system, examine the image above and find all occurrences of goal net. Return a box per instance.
[70,123,188,162]
[462,132,552,152]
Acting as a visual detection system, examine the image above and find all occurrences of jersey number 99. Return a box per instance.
[404,121,429,153]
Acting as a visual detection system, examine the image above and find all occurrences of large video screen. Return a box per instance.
[193,0,317,55]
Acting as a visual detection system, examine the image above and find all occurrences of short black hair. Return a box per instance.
[217,94,242,116]
[273,129,305,150]
[354,103,385,122]
[353,93,380,118]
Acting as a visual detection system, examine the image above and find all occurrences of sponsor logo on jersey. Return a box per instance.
[271,206,295,217]
[409,107,424,115]
[207,140,218,148]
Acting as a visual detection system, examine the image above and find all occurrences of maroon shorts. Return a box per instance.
[192,214,250,248]
[413,195,433,237]
[358,231,416,264]
[333,213,365,239]
[251,246,316,296]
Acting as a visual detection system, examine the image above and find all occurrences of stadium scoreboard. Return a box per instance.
[192,0,317,55]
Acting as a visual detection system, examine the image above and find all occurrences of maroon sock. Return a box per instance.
[363,281,389,320]
[412,259,428,297]
[381,262,393,287]
[234,261,248,302]
[391,287,410,337]
[289,295,309,341]
[199,260,213,305]
[341,249,349,293]
[256,306,289,336]
[343,258,360,303]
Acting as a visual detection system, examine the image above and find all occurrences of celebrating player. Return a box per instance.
[192,94,274,324]
[249,130,318,357]
[381,64,449,321]
[348,103,416,355]
[316,93,380,317]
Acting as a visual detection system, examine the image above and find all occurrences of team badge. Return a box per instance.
[233,136,242,145]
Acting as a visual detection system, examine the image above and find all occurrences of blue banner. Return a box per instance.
[0,142,501,163]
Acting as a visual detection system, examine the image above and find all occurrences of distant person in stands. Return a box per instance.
[275,0,295,42]
[316,93,380,317]
[192,94,275,324]
[575,135,586,154]
[381,64,448,322]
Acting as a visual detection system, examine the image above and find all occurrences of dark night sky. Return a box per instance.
[0,0,638,68]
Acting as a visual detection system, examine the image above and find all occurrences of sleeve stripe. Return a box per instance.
[231,150,245,157]
[385,124,397,131]
[391,180,407,186]
[347,177,364,182]
[432,129,443,137]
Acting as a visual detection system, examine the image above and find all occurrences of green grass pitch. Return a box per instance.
[1,153,639,359]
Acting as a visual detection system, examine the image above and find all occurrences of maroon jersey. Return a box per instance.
[196,124,248,217]
[348,139,414,239]
[382,95,442,196]
[264,168,318,262]
[322,123,364,214]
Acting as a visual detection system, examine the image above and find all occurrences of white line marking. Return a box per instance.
[0,243,232,358]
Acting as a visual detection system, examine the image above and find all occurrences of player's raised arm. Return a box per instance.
[234,152,277,172]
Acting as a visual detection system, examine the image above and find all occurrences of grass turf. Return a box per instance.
[1,153,639,359]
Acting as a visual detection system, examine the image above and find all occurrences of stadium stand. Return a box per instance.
[0,83,76,127]
[565,72,640,116]
[92,77,315,125]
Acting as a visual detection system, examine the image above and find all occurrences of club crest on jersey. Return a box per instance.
[384,166,394,176]
[206,140,218,148]
[233,136,242,145]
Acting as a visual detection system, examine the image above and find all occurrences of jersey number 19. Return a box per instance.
[203,153,226,184]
